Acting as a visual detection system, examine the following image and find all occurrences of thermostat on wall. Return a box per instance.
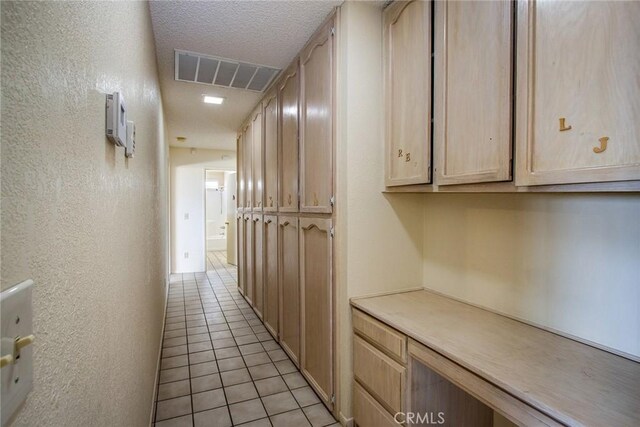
[105,92,126,147]
[125,121,135,158]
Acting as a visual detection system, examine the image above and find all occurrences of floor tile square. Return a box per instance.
[157,379,190,401]
[282,372,307,389]
[229,398,268,425]
[249,363,280,380]
[210,330,233,340]
[261,391,299,416]
[191,373,222,393]
[160,366,190,384]
[192,388,226,412]
[225,382,259,404]
[164,336,187,348]
[235,334,259,346]
[217,356,245,372]
[193,406,231,427]
[240,343,264,355]
[231,327,255,337]
[237,418,271,427]
[215,347,241,360]
[156,414,193,427]
[254,376,288,397]
[189,341,213,353]
[269,409,311,427]
[164,329,187,339]
[156,395,192,421]
[161,354,189,370]
[209,323,230,332]
[189,350,215,365]
[256,332,273,342]
[303,403,335,427]
[274,359,297,375]
[221,367,252,386]
[212,338,237,349]
[188,326,209,335]
[191,361,218,378]
[267,349,288,362]
[243,352,271,367]
[292,386,320,407]
[261,340,280,351]
[188,333,211,344]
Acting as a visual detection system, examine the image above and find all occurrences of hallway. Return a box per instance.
[155,252,338,427]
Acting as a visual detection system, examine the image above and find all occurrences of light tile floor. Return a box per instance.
[154,251,340,427]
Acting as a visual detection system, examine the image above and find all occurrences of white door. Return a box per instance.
[226,172,237,265]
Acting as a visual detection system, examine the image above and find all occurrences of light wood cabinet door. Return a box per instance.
[263,91,278,212]
[243,213,253,305]
[299,217,333,408]
[242,122,253,209]
[278,216,299,365]
[434,0,513,185]
[263,215,278,338]
[515,1,640,186]
[384,0,432,187]
[252,214,264,319]
[251,107,264,211]
[236,213,245,296]
[237,133,244,211]
[278,61,300,213]
[300,18,335,213]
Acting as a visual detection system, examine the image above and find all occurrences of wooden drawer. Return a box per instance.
[353,308,406,363]
[353,381,398,427]
[353,334,405,415]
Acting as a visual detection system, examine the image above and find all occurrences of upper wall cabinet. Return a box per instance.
[279,61,300,213]
[242,122,253,209]
[384,0,432,187]
[251,106,264,210]
[434,0,513,185]
[515,0,640,186]
[300,17,335,213]
[263,90,278,212]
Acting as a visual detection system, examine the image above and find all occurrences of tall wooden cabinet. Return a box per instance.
[300,17,335,213]
[263,91,278,212]
[236,212,245,296]
[384,0,432,186]
[263,215,278,338]
[243,213,253,304]
[279,61,300,213]
[251,107,263,210]
[300,217,333,409]
[237,133,244,210]
[434,0,513,185]
[278,216,300,365]
[515,0,640,186]
[242,123,253,209]
[252,214,264,318]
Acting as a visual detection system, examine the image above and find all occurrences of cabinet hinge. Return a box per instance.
[331,394,335,404]
[330,227,335,238]
[330,196,335,207]
[331,27,335,36]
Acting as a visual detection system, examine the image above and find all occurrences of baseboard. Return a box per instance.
[339,412,354,427]
[149,278,169,426]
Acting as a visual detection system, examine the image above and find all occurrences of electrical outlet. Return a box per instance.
[184,252,189,259]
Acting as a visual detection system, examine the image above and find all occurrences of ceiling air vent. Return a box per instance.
[175,50,280,93]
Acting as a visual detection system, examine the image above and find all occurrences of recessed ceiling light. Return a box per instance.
[203,95,224,105]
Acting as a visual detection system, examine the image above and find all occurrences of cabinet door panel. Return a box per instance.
[263,92,278,212]
[300,217,333,409]
[242,123,253,209]
[516,1,640,185]
[435,0,513,185]
[279,62,300,213]
[237,133,244,211]
[252,108,263,211]
[278,216,299,365]
[236,213,245,296]
[252,214,264,318]
[300,18,334,213]
[384,0,432,186]
[264,215,278,338]
[243,213,253,305]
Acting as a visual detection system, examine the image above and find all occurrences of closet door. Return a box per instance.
[384,0,432,186]
[243,213,253,304]
[263,91,278,212]
[278,61,299,213]
[242,122,253,209]
[236,213,245,296]
[278,216,300,365]
[251,107,264,211]
[252,214,264,318]
[434,0,513,185]
[263,215,278,338]
[515,0,640,185]
[300,17,334,213]
[237,132,244,211]
[300,217,333,409]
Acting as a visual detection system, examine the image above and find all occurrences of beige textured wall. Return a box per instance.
[422,194,640,358]
[335,2,424,422]
[1,2,168,426]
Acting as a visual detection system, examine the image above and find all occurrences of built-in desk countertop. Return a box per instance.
[350,289,640,427]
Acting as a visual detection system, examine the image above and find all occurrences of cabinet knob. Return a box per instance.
[257,201,262,207]
[559,117,572,131]
[269,196,273,207]
[288,194,292,205]
[594,137,609,153]
[405,152,411,162]
[398,149,403,157]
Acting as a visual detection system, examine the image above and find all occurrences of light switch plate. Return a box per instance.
[1,279,34,426]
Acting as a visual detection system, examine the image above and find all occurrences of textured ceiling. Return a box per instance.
[149,1,342,151]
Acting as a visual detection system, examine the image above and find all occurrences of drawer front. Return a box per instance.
[353,308,406,363]
[354,381,399,427]
[353,334,405,414]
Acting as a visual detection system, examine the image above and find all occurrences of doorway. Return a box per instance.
[205,170,237,269]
